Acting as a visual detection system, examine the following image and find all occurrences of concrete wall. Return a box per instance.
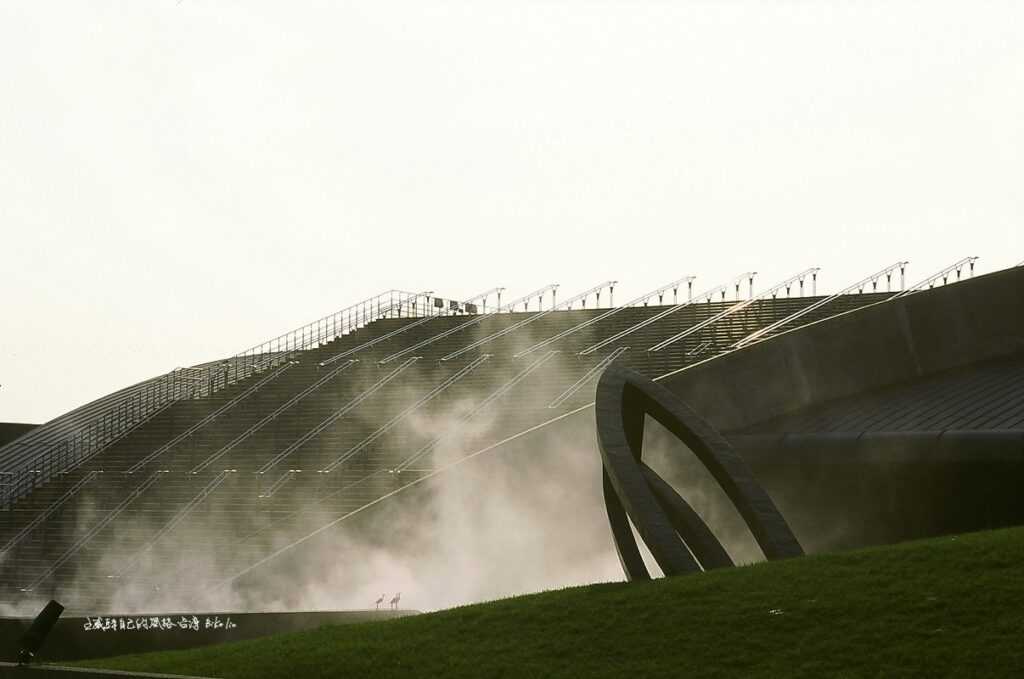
[0,610,415,663]
[663,266,1024,432]
[734,430,1024,552]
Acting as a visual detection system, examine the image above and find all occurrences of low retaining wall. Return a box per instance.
[0,610,416,663]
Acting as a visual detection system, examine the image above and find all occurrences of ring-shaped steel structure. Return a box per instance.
[595,364,803,580]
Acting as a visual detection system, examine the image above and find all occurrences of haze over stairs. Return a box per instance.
[0,267,945,610]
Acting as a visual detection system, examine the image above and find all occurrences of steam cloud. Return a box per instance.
[6,322,791,616]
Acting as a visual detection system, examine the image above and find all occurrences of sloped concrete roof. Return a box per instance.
[738,353,1024,434]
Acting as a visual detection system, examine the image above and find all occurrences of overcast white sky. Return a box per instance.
[1,1,1022,424]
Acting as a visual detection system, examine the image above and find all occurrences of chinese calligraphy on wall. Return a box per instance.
[83,615,237,632]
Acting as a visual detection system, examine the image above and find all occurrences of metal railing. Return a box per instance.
[459,287,506,313]
[114,471,230,579]
[579,273,757,356]
[395,351,558,472]
[190,360,356,474]
[378,285,558,365]
[648,268,820,353]
[0,289,439,506]
[0,471,98,558]
[440,281,616,362]
[22,471,163,592]
[318,287,502,365]
[547,347,629,409]
[0,374,188,508]
[321,354,492,473]
[126,361,295,475]
[259,469,297,499]
[515,275,696,358]
[686,340,714,359]
[733,262,908,349]
[889,257,978,300]
[255,357,421,475]
[235,290,433,363]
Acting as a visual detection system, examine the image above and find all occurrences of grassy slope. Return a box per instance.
[77,527,1024,678]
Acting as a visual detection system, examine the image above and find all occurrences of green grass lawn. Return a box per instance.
[76,526,1024,678]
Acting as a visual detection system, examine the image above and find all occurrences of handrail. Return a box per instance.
[320,288,502,365]
[395,351,559,472]
[0,288,445,505]
[0,373,188,508]
[189,360,356,473]
[638,275,699,306]
[1,372,191,469]
[377,285,558,365]
[515,275,695,358]
[234,289,431,364]
[255,357,421,474]
[259,469,297,499]
[648,268,820,353]
[115,471,230,579]
[548,347,629,409]
[463,287,506,313]
[508,284,561,312]
[440,281,616,362]
[126,362,295,474]
[686,340,713,358]
[734,262,908,349]
[321,354,492,472]
[22,471,163,592]
[565,280,619,309]
[66,395,180,471]
[579,273,756,356]
[0,471,98,557]
[889,257,978,299]
[320,315,437,365]
[249,355,281,372]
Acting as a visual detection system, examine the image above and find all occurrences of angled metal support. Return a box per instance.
[190,360,356,473]
[114,471,230,579]
[649,268,819,353]
[22,472,163,592]
[127,362,294,474]
[732,262,908,349]
[256,357,420,474]
[440,281,615,362]
[516,275,696,357]
[890,257,979,300]
[0,472,98,558]
[321,354,492,472]
[396,351,559,472]
[378,285,557,364]
[580,273,756,356]
[548,347,630,409]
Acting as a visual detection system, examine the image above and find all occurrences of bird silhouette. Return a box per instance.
[389,592,401,610]
[375,594,385,610]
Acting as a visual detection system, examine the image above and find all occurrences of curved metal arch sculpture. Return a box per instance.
[595,365,803,580]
